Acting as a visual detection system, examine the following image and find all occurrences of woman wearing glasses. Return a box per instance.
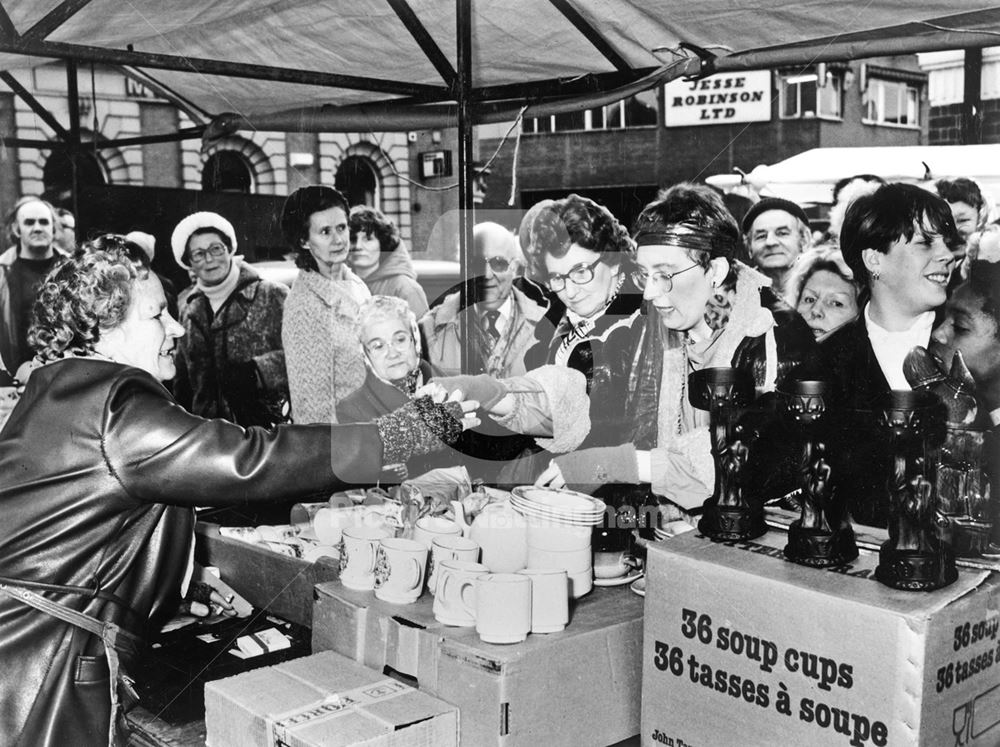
[537,184,814,521]
[521,194,644,448]
[171,211,290,427]
[281,186,371,424]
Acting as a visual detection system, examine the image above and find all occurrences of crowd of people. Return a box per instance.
[2,175,1000,743]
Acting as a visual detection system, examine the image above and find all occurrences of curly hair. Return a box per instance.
[280,185,350,272]
[520,194,633,283]
[29,235,150,362]
[349,205,400,253]
[355,294,420,348]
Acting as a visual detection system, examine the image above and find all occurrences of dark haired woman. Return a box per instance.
[0,236,477,745]
[348,205,428,317]
[280,186,371,423]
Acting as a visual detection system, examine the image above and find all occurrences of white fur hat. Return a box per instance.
[125,231,156,263]
[170,211,238,269]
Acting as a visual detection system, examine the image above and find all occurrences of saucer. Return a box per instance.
[630,576,646,597]
[593,570,643,587]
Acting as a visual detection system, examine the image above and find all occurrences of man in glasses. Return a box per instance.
[0,196,61,381]
[170,211,290,427]
[420,221,548,377]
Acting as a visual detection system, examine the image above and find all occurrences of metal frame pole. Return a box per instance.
[456,0,475,374]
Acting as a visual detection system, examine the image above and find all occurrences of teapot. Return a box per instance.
[451,497,527,573]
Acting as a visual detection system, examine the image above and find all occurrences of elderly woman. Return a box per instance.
[170,211,290,427]
[0,237,476,745]
[521,194,643,447]
[348,206,428,317]
[795,182,961,526]
[281,186,371,423]
[537,183,815,518]
[786,245,862,341]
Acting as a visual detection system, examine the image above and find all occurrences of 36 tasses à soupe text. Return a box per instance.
[652,608,885,747]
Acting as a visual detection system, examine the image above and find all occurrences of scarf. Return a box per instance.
[196,256,241,312]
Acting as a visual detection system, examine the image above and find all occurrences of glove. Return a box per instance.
[554,444,640,493]
[430,374,507,411]
[376,396,464,464]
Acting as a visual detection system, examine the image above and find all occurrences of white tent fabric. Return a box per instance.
[706,145,1000,208]
[0,1,998,128]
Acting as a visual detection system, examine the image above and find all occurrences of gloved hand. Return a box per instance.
[376,396,465,464]
[544,444,640,493]
[430,374,507,411]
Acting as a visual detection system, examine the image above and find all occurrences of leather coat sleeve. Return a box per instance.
[102,371,382,505]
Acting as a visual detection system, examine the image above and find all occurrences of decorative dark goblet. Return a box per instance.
[874,390,957,591]
[690,367,766,541]
[779,380,858,567]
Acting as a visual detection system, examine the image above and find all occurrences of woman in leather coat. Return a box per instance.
[0,236,477,746]
[537,184,815,524]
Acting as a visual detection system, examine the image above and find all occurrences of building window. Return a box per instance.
[864,78,920,127]
[202,151,253,193]
[527,90,658,132]
[779,70,842,119]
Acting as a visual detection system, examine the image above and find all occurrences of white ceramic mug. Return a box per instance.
[475,573,532,644]
[526,545,592,574]
[433,560,487,626]
[374,537,427,604]
[428,535,480,593]
[339,526,391,590]
[289,501,330,532]
[412,515,463,549]
[518,568,569,634]
[313,506,364,545]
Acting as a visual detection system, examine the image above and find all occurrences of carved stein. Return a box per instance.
[779,380,858,567]
[690,367,766,541]
[874,390,957,591]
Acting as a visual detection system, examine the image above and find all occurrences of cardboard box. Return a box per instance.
[195,522,339,626]
[641,531,1000,747]
[312,580,644,746]
[204,650,458,747]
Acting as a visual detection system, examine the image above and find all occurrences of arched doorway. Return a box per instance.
[335,155,378,207]
[202,150,254,193]
[43,149,106,203]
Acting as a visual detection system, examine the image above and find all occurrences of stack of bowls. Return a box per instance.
[510,486,606,598]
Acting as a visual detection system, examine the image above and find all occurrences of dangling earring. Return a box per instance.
[872,271,880,281]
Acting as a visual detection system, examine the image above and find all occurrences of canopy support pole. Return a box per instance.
[66,59,81,220]
[962,48,983,145]
[457,0,475,375]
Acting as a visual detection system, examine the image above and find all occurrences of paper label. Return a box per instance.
[267,678,410,747]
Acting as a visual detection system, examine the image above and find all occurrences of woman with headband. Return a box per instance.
[536,183,815,525]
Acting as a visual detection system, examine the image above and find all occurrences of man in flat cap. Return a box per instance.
[742,197,813,303]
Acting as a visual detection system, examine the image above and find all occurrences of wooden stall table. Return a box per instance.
[312,577,645,746]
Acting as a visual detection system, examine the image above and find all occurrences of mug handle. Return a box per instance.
[363,541,378,574]
[459,579,476,618]
[404,557,423,589]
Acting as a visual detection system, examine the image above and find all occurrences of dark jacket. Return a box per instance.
[525,279,645,448]
[174,264,289,427]
[792,317,895,527]
[0,358,381,745]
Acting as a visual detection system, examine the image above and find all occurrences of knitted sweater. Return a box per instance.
[282,267,371,424]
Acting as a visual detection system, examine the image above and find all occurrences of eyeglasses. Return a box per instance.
[546,255,604,292]
[188,243,229,264]
[630,263,702,293]
[365,331,413,357]
[485,256,511,273]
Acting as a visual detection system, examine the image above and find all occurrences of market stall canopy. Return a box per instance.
[0,1,999,131]
[706,145,1000,208]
